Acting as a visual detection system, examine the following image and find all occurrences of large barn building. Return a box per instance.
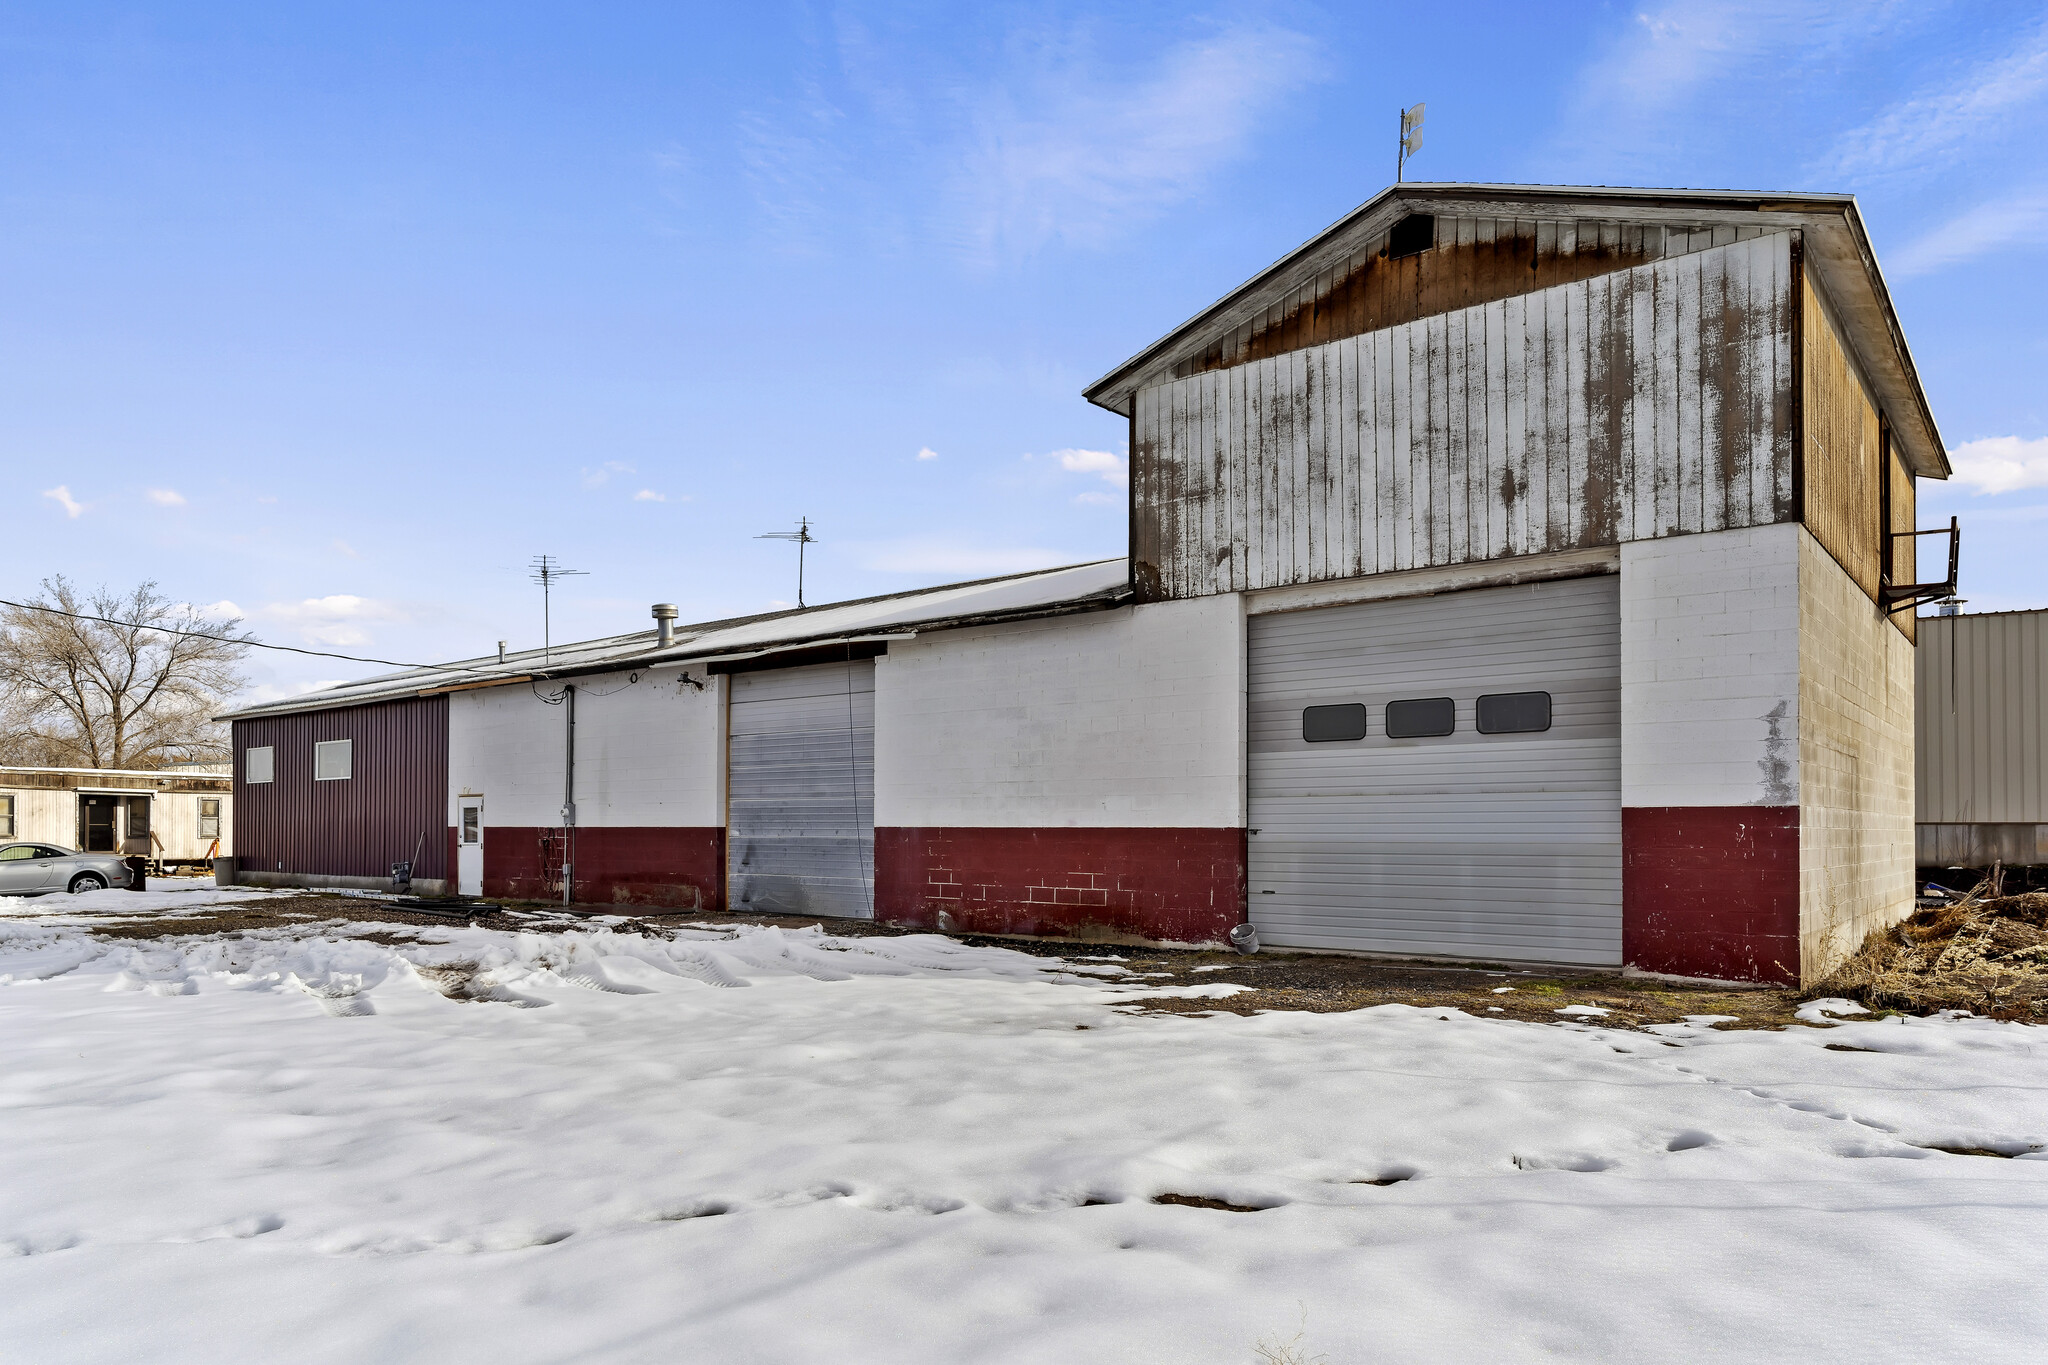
[221,183,1957,985]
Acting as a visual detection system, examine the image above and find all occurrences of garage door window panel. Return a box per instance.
[1385,697,1456,738]
[1301,704,1368,742]
[1477,691,1553,735]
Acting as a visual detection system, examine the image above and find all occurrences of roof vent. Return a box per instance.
[1387,213,1435,260]
[652,603,679,648]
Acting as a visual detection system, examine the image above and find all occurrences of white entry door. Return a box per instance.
[1247,575,1623,965]
[456,797,484,897]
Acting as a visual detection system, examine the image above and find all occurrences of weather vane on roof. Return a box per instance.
[528,555,587,667]
[1397,102,1425,182]
[755,517,816,608]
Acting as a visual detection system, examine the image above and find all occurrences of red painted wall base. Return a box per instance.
[875,826,1246,944]
[1623,806,1800,983]
[478,826,725,909]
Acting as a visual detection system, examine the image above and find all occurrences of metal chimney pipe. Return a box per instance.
[652,603,678,648]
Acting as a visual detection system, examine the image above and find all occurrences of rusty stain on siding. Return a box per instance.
[1132,235,1796,601]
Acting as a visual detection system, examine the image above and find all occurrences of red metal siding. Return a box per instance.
[876,827,1245,943]
[232,696,450,881]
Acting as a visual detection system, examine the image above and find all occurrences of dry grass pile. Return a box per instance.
[1810,890,2048,1019]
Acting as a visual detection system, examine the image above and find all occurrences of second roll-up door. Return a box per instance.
[727,658,875,918]
[1247,575,1622,964]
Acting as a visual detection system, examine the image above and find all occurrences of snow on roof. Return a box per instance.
[219,558,1130,721]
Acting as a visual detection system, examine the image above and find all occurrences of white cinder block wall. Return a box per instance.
[874,596,1246,829]
[448,668,724,829]
[1798,531,1915,979]
[1621,524,1803,809]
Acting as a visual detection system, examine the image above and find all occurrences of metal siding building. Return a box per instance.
[221,183,1950,985]
[1916,609,2048,867]
[230,696,450,892]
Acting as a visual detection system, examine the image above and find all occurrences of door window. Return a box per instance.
[461,805,481,844]
[0,845,32,862]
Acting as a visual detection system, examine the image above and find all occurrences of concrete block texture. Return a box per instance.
[1621,523,1802,809]
[448,667,725,830]
[874,596,1247,829]
[1798,531,1915,980]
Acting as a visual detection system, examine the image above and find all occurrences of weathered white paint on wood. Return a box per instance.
[1131,235,1795,601]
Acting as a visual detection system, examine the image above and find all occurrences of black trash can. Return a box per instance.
[124,856,148,892]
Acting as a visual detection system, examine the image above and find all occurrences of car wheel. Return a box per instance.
[67,873,108,894]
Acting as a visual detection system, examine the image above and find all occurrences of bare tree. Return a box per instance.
[0,578,252,770]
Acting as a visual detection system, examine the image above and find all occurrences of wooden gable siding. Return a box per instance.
[1801,275,1914,640]
[1131,235,1794,602]
[1169,217,1777,385]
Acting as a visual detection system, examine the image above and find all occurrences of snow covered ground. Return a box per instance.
[2,911,2046,1364]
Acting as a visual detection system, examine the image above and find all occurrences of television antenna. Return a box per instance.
[528,555,588,666]
[1397,102,1425,182]
[755,516,816,608]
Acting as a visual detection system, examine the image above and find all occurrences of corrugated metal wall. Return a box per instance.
[232,695,449,880]
[1131,235,1795,602]
[1917,610,2048,862]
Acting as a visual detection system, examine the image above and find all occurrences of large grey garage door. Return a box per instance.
[1248,575,1621,964]
[727,659,875,918]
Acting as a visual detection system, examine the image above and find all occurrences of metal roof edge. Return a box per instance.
[1080,185,1946,480]
[216,559,1132,722]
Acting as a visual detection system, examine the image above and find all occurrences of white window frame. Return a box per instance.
[197,797,221,840]
[313,739,353,782]
[0,793,14,839]
[245,746,275,785]
[459,800,482,845]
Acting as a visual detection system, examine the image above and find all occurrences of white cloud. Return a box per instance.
[332,539,360,558]
[632,489,667,502]
[1946,436,2048,495]
[247,678,351,704]
[1073,490,1119,506]
[1889,193,2048,277]
[858,537,1069,576]
[1550,1,1892,177]
[581,461,635,490]
[1827,22,2048,180]
[254,595,408,648]
[42,485,85,518]
[949,25,1324,260]
[1052,448,1128,489]
[145,488,187,507]
[916,447,940,461]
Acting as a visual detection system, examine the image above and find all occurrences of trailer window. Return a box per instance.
[1385,697,1456,738]
[314,740,353,782]
[245,746,274,785]
[198,798,221,840]
[0,794,12,839]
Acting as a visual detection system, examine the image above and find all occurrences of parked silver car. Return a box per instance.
[0,843,133,896]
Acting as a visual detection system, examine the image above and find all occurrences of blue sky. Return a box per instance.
[6,1,2046,700]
